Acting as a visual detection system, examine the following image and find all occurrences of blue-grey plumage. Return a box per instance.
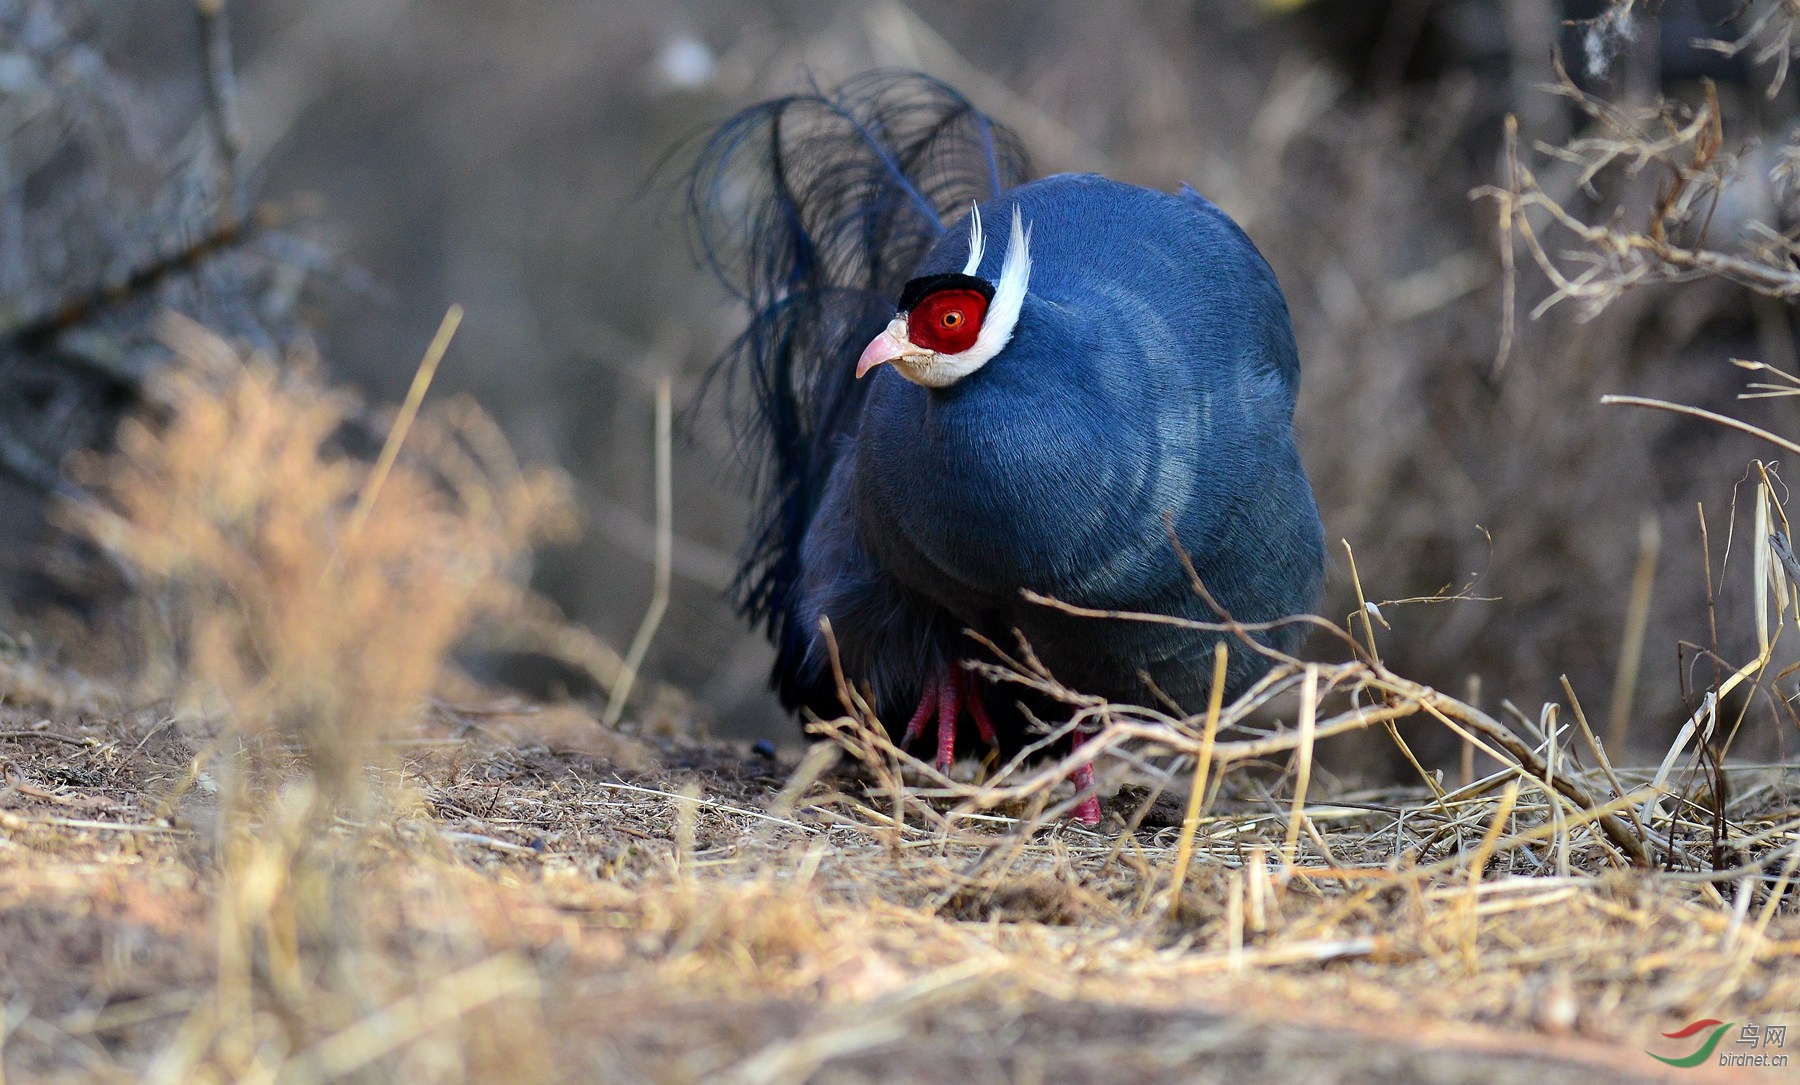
[688,76,1324,815]
[849,176,1321,706]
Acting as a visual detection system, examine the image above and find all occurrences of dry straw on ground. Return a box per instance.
[0,317,1793,1084]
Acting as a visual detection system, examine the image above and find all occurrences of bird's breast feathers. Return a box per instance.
[850,177,1305,613]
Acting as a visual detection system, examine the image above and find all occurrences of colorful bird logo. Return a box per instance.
[1648,1020,1734,1068]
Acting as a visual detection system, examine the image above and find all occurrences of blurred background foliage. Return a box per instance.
[4,0,1799,769]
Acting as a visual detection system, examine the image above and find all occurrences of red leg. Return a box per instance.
[965,676,998,747]
[897,665,996,769]
[900,681,938,748]
[1068,727,1102,826]
[895,666,1101,824]
[935,668,961,771]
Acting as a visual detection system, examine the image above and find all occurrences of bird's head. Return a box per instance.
[855,204,1033,389]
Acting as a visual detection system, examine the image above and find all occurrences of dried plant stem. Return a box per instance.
[0,217,259,349]
[1494,116,1519,373]
[1281,665,1319,870]
[1247,846,1270,932]
[347,304,464,540]
[1461,675,1481,787]
[284,956,537,1085]
[1386,720,1447,802]
[1460,781,1520,971]
[1602,395,1800,460]
[1607,513,1660,749]
[1415,692,1652,866]
[1164,642,1227,919]
[1341,540,1381,665]
[604,378,674,727]
[1562,675,1649,847]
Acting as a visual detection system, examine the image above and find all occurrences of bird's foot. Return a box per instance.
[1069,767,1102,826]
[899,664,998,772]
[897,667,1100,825]
[1068,728,1102,826]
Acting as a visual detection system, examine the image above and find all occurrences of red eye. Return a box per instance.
[907,288,987,355]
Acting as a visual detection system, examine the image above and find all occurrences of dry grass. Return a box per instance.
[0,320,1795,1083]
[2,658,1797,1083]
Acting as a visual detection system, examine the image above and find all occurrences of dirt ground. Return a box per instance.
[1,675,1794,1085]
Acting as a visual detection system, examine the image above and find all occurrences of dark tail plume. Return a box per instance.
[687,73,1028,644]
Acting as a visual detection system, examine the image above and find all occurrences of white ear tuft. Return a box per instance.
[990,205,1032,332]
[968,205,1031,359]
[959,202,984,277]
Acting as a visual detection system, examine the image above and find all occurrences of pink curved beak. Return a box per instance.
[856,327,909,378]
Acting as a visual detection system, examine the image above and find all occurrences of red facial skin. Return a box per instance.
[905,288,987,354]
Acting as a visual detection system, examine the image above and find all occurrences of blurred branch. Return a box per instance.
[1480,63,1800,332]
[195,0,246,223]
[861,0,1110,175]
[0,213,262,355]
[0,429,87,502]
[2,0,262,360]
[1693,0,1800,99]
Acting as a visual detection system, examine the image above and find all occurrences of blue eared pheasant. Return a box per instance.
[689,75,1325,823]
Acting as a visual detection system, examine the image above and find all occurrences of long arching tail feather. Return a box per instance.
[687,73,1029,654]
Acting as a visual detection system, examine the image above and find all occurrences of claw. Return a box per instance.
[897,666,1104,825]
[898,663,998,771]
[1069,765,1102,825]
[1068,727,1102,826]
[900,683,938,748]
[966,679,998,746]
[935,666,962,770]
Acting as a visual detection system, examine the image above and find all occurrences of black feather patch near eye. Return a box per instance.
[898,272,994,313]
